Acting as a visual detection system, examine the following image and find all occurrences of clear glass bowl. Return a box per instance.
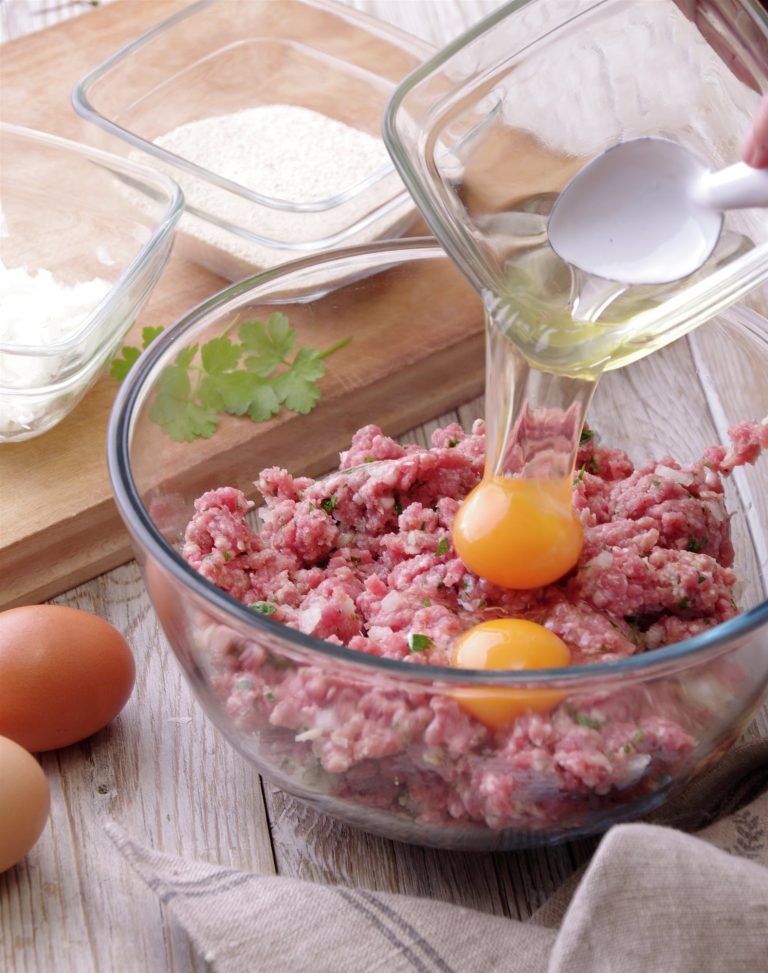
[0,123,183,443]
[72,0,432,281]
[383,0,768,373]
[108,239,768,850]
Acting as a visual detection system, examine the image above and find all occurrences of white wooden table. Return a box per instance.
[1,2,766,971]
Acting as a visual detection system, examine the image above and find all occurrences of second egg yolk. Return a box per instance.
[451,618,571,729]
[452,476,583,589]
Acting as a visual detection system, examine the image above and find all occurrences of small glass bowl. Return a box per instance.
[108,239,768,850]
[0,123,183,443]
[72,0,432,281]
[384,0,768,357]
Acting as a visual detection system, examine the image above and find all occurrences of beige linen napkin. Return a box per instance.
[106,741,768,973]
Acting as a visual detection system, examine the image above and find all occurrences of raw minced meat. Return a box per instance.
[182,419,767,833]
[184,420,764,661]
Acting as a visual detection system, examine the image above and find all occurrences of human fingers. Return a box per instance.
[742,95,768,167]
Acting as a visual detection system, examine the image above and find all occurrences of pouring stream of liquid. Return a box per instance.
[449,312,595,589]
[482,312,598,482]
[478,198,754,496]
[330,173,755,591]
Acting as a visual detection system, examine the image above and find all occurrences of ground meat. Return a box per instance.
[184,419,766,834]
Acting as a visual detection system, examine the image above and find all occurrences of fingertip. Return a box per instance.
[743,139,768,169]
[742,97,768,169]
[741,130,758,167]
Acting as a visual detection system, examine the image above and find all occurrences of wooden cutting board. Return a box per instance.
[0,0,488,609]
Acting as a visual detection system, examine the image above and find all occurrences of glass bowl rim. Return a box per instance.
[176,183,416,255]
[71,0,434,213]
[108,237,768,688]
[0,122,184,360]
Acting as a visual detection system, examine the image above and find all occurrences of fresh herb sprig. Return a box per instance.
[407,633,434,653]
[114,313,350,442]
[110,326,165,380]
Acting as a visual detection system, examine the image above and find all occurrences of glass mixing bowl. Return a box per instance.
[108,240,768,850]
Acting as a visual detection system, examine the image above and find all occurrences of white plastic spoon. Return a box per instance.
[547,137,768,285]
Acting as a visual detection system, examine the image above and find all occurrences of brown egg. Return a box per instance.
[0,604,136,752]
[0,735,50,873]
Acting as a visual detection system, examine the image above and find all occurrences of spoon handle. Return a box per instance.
[693,162,768,210]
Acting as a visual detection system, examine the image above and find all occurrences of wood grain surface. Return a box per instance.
[1,3,767,973]
[0,0,484,610]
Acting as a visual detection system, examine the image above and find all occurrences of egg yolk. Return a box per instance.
[451,618,571,729]
[452,476,583,589]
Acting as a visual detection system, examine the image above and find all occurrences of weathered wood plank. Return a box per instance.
[1,564,277,973]
[2,2,767,972]
[0,0,485,611]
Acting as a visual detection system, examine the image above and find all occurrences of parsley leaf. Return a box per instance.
[247,382,282,423]
[241,312,296,376]
[271,655,294,669]
[175,345,198,369]
[201,337,241,374]
[572,712,602,730]
[579,428,594,445]
[321,496,338,514]
[148,364,217,441]
[408,633,434,653]
[111,324,166,380]
[150,395,217,442]
[154,363,191,401]
[205,372,279,419]
[110,345,141,380]
[142,325,165,347]
[273,348,324,414]
[250,601,277,615]
[435,538,450,556]
[141,316,349,442]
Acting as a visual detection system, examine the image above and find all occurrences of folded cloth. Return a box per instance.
[106,740,768,973]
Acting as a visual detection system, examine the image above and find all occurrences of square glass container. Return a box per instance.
[384,0,768,374]
[0,123,183,443]
[72,0,433,281]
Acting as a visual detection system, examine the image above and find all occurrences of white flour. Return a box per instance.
[0,261,109,385]
[145,105,413,278]
[0,261,110,439]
